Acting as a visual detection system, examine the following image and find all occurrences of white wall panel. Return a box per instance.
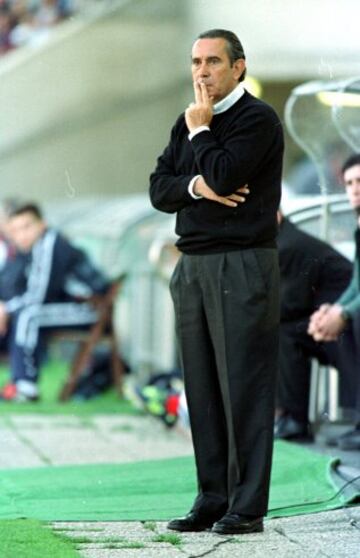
[188,0,360,79]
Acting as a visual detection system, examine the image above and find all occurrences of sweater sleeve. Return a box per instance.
[317,253,352,301]
[65,249,110,296]
[149,124,197,214]
[336,269,360,317]
[190,106,282,196]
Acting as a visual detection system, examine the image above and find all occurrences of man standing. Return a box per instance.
[150,29,284,534]
[309,154,360,450]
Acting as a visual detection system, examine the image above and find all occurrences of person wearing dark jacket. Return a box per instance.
[0,203,110,402]
[309,154,360,450]
[150,29,284,535]
[275,212,353,440]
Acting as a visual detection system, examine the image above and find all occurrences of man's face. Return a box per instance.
[344,164,360,210]
[7,212,46,252]
[191,38,245,103]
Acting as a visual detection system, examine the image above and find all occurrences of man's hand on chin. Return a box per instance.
[185,81,214,132]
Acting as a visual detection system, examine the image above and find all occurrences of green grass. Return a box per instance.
[0,521,147,557]
[99,536,129,543]
[143,520,157,531]
[0,361,139,416]
[152,533,182,546]
[68,536,93,544]
[0,520,81,558]
[55,527,104,533]
[69,535,146,550]
[104,542,145,549]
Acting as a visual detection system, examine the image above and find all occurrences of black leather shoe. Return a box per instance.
[167,511,218,532]
[274,414,312,441]
[212,513,263,535]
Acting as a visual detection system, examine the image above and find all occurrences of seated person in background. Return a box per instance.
[0,202,110,402]
[275,210,353,440]
[309,154,360,450]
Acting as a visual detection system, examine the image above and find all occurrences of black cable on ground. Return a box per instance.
[269,473,360,514]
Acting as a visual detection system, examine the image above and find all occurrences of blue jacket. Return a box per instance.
[2,229,110,313]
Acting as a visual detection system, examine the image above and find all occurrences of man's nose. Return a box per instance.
[197,62,210,77]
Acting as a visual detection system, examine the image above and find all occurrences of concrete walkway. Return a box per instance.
[53,508,360,558]
[0,414,193,468]
[1,413,359,557]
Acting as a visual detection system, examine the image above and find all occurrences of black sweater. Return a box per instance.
[278,219,352,322]
[149,90,284,254]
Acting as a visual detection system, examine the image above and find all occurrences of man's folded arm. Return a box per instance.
[190,109,283,196]
[149,137,201,213]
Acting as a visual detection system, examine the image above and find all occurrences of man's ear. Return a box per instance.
[233,58,246,81]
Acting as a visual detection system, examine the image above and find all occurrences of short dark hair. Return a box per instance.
[8,203,43,221]
[341,154,360,175]
[197,29,247,82]
[0,198,19,218]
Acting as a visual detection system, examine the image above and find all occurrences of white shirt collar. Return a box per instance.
[213,83,245,115]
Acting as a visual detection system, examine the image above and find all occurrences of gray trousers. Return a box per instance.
[170,249,279,517]
[10,302,98,383]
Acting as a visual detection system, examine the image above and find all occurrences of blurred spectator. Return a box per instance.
[0,202,110,402]
[32,0,62,27]
[0,6,13,54]
[8,1,33,47]
[0,0,78,56]
[274,211,353,441]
